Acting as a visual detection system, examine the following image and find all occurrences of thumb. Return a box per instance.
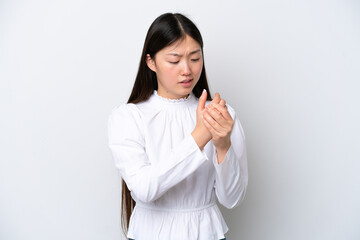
[197,89,207,112]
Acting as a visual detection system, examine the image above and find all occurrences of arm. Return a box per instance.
[108,104,209,203]
[213,107,248,209]
[202,102,248,209]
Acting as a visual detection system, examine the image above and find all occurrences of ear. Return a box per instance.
[146,54,157,72]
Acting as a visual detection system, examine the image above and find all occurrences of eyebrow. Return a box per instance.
[166,49,201,57]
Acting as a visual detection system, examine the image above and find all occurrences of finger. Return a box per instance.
[203,112,229,137]
[211,103,233,121]
[202,109,226,132]
[206,104,227,127]
[202,115,230,141]
[197,89,207,112]
[202,116,221,137]
[214,99,226,115]
[219,99,226,107]
[203,109,232,140]
[211,92,221,105]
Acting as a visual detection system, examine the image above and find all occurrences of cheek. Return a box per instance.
[194,62,203,75]
[157,64,178,79]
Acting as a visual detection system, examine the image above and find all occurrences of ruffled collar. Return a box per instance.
[153,90,194,104]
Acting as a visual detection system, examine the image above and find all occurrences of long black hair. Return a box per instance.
[121,12,212,235]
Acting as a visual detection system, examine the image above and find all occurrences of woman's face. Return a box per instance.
[146,35,203,99]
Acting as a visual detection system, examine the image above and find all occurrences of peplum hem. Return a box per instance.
[127,202,228,240]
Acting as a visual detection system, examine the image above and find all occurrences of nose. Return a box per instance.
[181,61,191,76]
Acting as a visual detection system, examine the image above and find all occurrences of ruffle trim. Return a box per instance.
[153,90,193,103]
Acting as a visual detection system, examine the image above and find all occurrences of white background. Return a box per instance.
[1,0,359,239]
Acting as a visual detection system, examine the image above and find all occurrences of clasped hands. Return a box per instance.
[191,90,234,163]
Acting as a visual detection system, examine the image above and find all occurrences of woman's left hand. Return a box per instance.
[202,96,234,153]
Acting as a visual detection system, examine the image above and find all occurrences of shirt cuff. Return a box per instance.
[213,144,234,173]
[188,133,209,161]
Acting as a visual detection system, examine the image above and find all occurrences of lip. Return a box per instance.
[179,78,193,83]
[179,79,193,88]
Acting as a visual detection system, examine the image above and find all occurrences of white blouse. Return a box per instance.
[108,90,248,240]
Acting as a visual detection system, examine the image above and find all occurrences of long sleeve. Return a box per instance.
[108,103,209,203]
[213,105,248,209]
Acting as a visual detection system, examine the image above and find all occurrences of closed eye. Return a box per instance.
[191,58,201,62]
[169,61,179,64]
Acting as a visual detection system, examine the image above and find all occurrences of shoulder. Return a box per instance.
[108,103,146,142]
[109,103,139,118]
[108,103,143,130]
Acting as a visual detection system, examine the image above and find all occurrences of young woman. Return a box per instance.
[108,13,248,240]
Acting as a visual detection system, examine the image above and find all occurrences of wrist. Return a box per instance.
[215,140,231,154]
[191,128,209,150]
[216,143,230,164]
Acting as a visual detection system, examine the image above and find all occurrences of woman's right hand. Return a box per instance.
[191,90,221,150]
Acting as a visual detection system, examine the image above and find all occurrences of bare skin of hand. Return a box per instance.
[202,93,234,164]
[191,90,221,150]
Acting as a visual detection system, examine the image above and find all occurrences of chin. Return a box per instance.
[175,91,190,99]
[182,89,193,95]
